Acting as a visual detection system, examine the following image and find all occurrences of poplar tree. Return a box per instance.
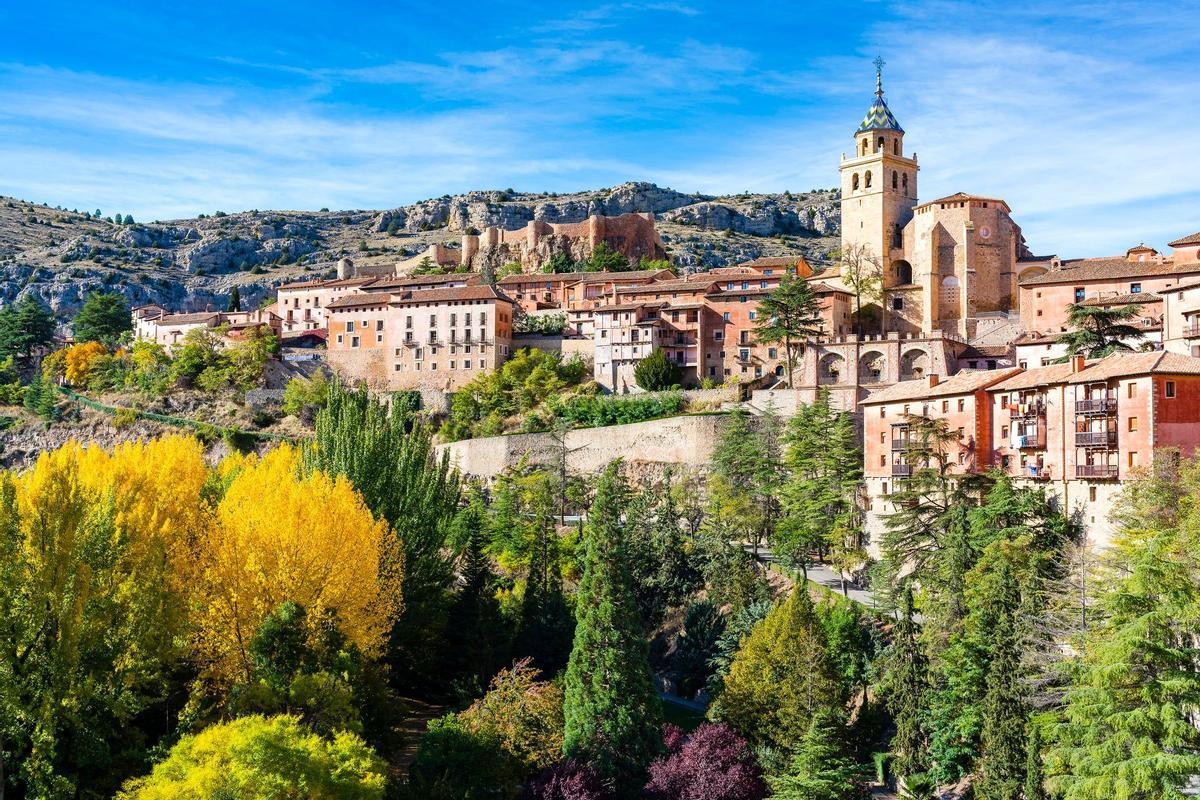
[303,380,461,690]
[516,476,573,677]
[446,500,507,696]
[562,463,661,791]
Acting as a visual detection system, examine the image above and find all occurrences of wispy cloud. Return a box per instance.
[0,0,1195,258]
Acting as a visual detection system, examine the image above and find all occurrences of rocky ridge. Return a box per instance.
[0,182,840,320]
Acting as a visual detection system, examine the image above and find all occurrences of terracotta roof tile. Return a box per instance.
[1169,231,1200,247]
[1018,256,1200,286]
[157,312,222,325]
[326,292,394,310]
[368,273,479,290]
[861,368,1022,404]
[1067,351,1200,383]
[391,285,515,305]
[617,279,718,293]
[989,362,1079,391]
[1080,291,1162,306]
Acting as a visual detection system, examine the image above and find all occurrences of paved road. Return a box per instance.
[742,544,893,616]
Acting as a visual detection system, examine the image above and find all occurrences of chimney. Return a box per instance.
[928,374,940,388]
[1072,354,1085,373]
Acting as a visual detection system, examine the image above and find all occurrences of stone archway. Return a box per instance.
[900,348,929,381]
[858,351,886,384]
[893,259,913,285]
[818,353,846,385]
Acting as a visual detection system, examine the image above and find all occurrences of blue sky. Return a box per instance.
[0,0,1196,257]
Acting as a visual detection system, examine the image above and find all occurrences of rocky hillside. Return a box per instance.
[0,183,840,320]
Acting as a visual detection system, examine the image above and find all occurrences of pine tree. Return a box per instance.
[714,586,844,753]
[227,286,242,312]
[975,564,1028,800]
[72,291,132,348]
[753,273,824,388]
[562,463,662,791]
[886,587,931,784]
[1024,721,1047,800]
[769,709,868,800]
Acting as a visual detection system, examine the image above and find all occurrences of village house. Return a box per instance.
[324,284,516,391]
[131,307,280,352]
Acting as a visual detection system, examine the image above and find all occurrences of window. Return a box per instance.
[1019,360,1028,369]
[957,427,965,438]
[1000,395,1009,406]
[346,320,356,332]
[431,362,438,371]
[449,361,456,370]
[1128,416,1138,431]
[749,311,756,321]
[987,360,997,369]
[713,331,723,341]
[429,314,437,326]
[415,347,424,360]
[464,360,472,369]
[880,407,886,418]
[739,349,750,361]
[722,312,730,321]
[892,171,898,189]
[882,482,889,495]
[768,347,777,358]
[376,320,384,331]
[852,173,860,191]
[1128,451,1137,467]
[1089,486,1097,502]
[1074,287,1085,302]
[941,400,949,412]
[880,432,886,443]
[893,297,903,311]
[405,315,413,329]
[968,360,977,369]
[1130,282,1142,294]
[1001,425,1009,438]
[336,334,343,344]
[880,454,886,467]
[958,399,965,412]
[865,170,873,188]
[1166,380,1177,398]
[350,336,359,348]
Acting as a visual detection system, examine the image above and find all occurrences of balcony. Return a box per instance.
[1025,465,1051,480]
[1013,400,1045,418]
[891,463,912,477]
[891,438,911,451]
[1075,430,1117,448]
[1184,323,1200,338]
[1014,434,1043,449]
[1076,464,1119,479]
[1075,398,1116,415]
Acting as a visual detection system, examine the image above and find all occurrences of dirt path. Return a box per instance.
[392,697,449,774]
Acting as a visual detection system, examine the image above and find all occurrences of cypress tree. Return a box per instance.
[1024,722,1047,800]
[887,587,931,786]
[446,501,507,697]
[975,563,1028,800]
[227,286,242,312]
[562,462,661,791]
[516,480,573,677]
[1045,531,1200,798]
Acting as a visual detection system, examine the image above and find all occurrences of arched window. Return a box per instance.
[852,173,860,191]
[877,136,885,152]
[864,170,873,188]
[893,139,900,155]
[861,138,868,156]
[894,260,913,284]
[902,173,909,194]
[892,171,898,189]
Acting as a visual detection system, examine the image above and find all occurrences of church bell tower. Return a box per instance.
[839,59,919,293]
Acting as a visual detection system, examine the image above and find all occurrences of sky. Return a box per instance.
[0,0,1196,257]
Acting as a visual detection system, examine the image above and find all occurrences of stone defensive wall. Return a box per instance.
[435,412,729,479]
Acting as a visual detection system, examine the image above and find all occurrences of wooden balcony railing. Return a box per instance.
[1075,430,1117,448]
[1076,464,1119,479]
[891,463,912,477]
[1075,398,1117,414]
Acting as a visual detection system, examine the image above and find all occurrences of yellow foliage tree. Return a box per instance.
[194,444,404,682]
[43,341,109,386]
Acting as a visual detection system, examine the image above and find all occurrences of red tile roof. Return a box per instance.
[391,284,515,305]
[1169,231,1200,247]
[861,368,1022,404]
[326,292,395,310]
[1067,351,1200,383]
[1018,256,1200,286]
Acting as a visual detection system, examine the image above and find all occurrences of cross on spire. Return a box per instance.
[874,55,886,96]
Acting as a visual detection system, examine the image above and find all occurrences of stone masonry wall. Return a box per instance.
[435,413,728,479]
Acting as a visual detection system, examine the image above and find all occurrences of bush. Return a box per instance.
[283,372,331,416]
[634,348,682,391]
[112,407,140,429]
[549,392,684,429]
[527,759,609,800]
[116,715,386,800]
[644,723,767,800]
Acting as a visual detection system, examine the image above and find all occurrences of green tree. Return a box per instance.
[1045,528,1200,799]
[303,381,461,692]
[975,564,1028,800]
[446,500,508,698]
[885,588,931,786]
[515,476,574,677]
[562,462,662,791]
[584,242,630,271]
[713,587,844,754]
[835,243,884,337]
[768,709,869,800]
[545,250,576,273]
[753,273,823,388]
[0,294,56,360]
[227,285,242,312]
[634,347,682,391]
[72,291,132,348]
[122,214,134,225]
[23,371,58,421]
[116,715,386,800]
[1055,302,1145,359]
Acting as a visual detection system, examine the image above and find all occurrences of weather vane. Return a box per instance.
[873,55,885,95]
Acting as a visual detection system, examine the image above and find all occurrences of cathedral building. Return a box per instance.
[835,63,1031,340]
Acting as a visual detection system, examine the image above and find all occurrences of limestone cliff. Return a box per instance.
[0,182,839,320]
